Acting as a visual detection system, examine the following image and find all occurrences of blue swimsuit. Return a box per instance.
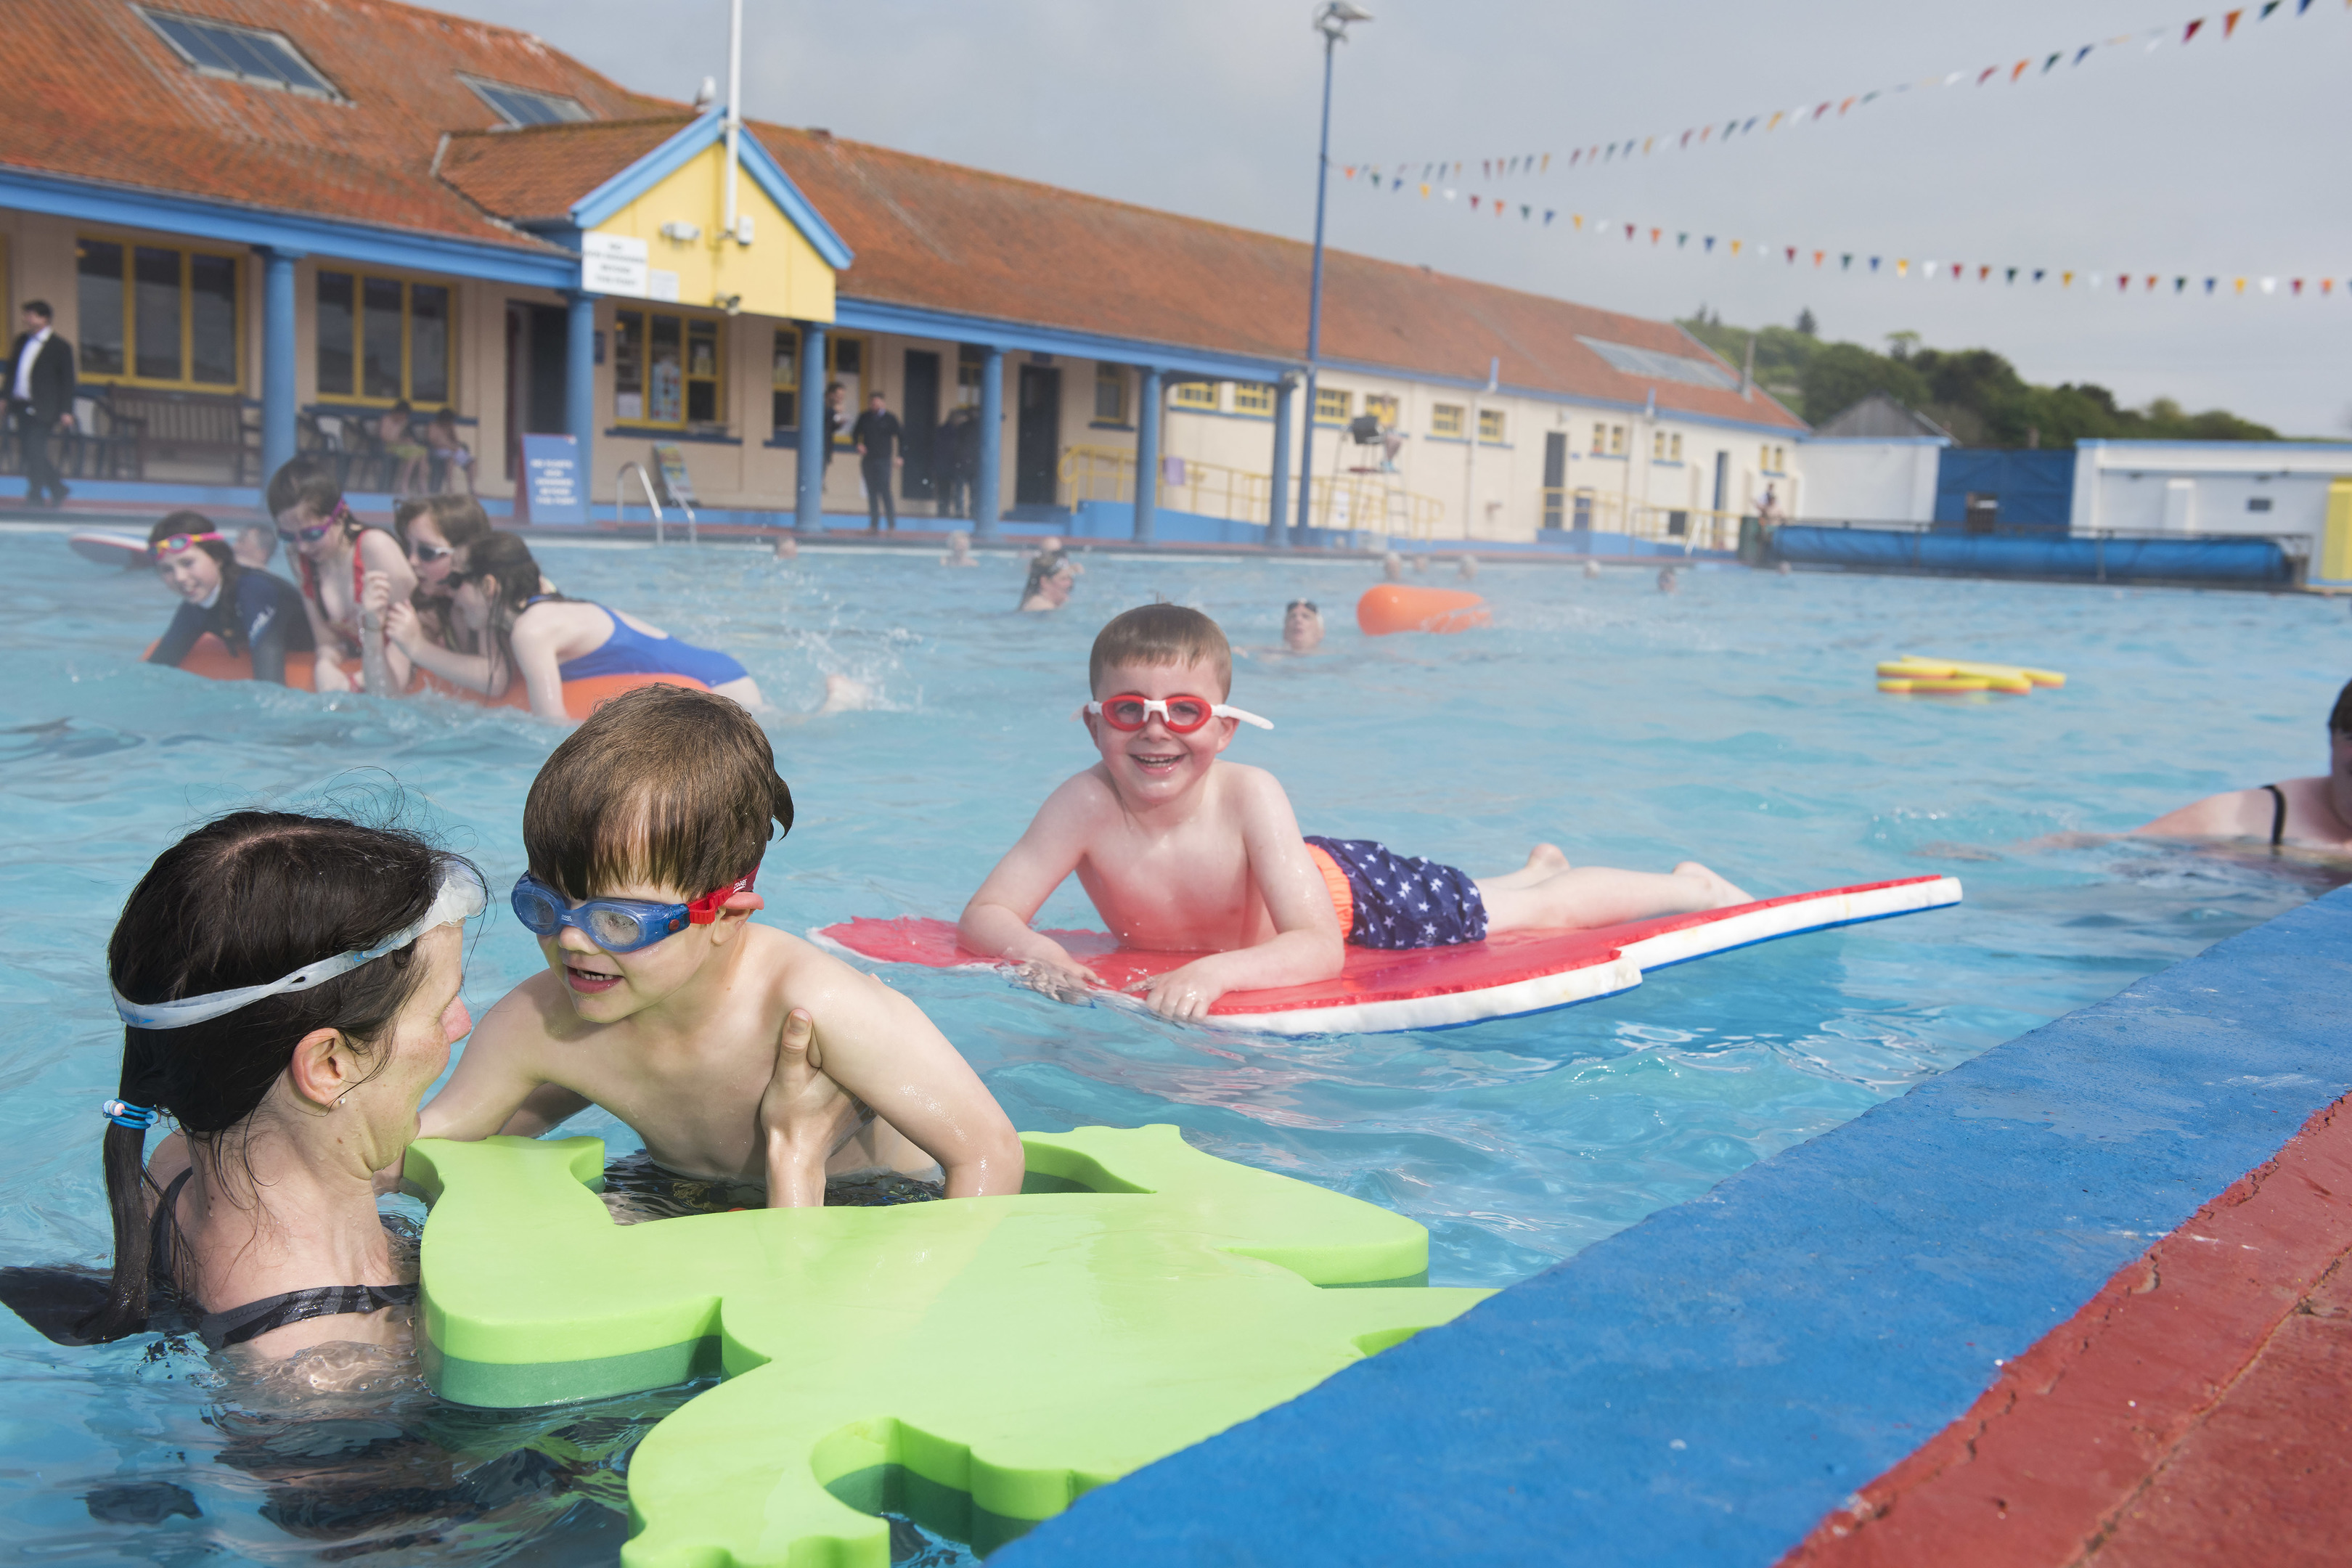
[1303,836,1490,950]
[550,603,748,688]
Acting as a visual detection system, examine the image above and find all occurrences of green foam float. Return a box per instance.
[405,1127,1492,1567]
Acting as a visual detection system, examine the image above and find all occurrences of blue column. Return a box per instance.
[974,345,1004,542]
[795,321,827,534]
[1267,376,1295,548]
[258,247,300,486]
[1133,366,1160,545]
[564,293,596,505]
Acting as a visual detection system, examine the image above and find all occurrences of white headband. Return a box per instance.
[112,860,485,1032]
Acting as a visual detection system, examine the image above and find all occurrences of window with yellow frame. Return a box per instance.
[1431,403,1464,437]
[314,268,452,407]
[1094,362,1130,422]
[613,308,725,428]
[1591,422,1608,455]
[1363,393,1399,427]
[1760,443,1786,474]
[75,237,241,391]
[1478,407,1507,444]
[1230,382,1274,417]
[1653,430,1685,462]
[772,326,799,431]
[1314,385,1352,424]
[1169,379,1219,412]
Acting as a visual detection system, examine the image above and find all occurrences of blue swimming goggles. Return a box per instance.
[510,869,759,954]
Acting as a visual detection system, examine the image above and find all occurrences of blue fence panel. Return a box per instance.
[1932,449,2076,528]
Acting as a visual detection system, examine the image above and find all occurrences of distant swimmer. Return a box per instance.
[1282,598,1325,653]
[2132,677,2352,854]
[385,531,761,720]
[1457,555,1479,582]
[1019,552,1076,613]
[1657,566,1679,595]
[942,530,978,568]
[773,532,799,561]
[1381,551,1405,582]
[1583,559,1601,579]
[144,513,314,685]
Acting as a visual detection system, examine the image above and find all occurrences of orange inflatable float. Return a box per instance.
[1355,584,1491,637]
[154,633,706,719]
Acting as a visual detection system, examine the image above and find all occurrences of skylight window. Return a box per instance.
[138,7,337,99]
[462,76,592,128]
[1577,337,1740,393]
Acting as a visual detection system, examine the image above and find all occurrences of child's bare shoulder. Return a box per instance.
[745,923,902,1013]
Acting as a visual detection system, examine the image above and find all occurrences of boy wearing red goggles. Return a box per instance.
[959,605,1751,1024]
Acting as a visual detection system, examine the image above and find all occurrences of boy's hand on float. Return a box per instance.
[759,1008,860,1208]
[1135,958,1229,1024]
[1013,956,1100,1004]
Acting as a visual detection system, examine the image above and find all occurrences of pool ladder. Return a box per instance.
[616,462,698,547]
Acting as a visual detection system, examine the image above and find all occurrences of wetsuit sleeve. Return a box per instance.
[147,600,207,668]
[239,573,300,685]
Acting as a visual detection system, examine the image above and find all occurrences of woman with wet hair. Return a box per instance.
[88,812,483,1355]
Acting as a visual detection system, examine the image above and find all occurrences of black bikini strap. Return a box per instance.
[2263,783,2287,849]
[150,1167,194,1289]
[199,1283,418,1351]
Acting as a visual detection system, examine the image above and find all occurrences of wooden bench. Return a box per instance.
[102,388,260,485]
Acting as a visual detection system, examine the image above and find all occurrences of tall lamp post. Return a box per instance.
[1286,1,1371,552]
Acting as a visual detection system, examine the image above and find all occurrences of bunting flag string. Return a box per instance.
[1338,0,2335,188]
[1351,196,2345,301]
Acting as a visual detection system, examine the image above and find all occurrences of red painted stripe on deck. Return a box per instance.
[1780,1092,2352,1568]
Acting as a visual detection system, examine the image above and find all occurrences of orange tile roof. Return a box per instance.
[437,119,690,226]
[0,0,658,251]
[755,125,1804,429]
[1,0,1802,429]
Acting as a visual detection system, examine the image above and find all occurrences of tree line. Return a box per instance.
[1676,309,2278,447]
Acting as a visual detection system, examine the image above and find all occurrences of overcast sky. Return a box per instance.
[436,0,2343,435]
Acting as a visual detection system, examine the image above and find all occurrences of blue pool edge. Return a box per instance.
[995,883,2352,1567]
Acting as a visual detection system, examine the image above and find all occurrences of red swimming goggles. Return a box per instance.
[151,531,224,557]
[1084,694,1273,732]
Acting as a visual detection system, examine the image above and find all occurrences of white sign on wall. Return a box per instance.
[581,231,652,298]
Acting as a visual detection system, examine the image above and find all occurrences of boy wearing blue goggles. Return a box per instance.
[417,685,1023,1209]
[508,869,756,954]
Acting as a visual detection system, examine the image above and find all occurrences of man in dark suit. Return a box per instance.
[850,390,904,531]
[7,301,75,506]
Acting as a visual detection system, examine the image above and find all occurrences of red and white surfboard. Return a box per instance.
[813,875,1962,1035]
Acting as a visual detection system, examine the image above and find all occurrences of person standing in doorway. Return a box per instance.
[852,391,904,532]
[822,382,846,475]
[936,405,973,518]
[7,301,76,507]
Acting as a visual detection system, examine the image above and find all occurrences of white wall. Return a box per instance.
[1794,438,1945,523]
[2071,441,2352,539]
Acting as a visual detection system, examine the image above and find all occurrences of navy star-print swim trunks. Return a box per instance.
[1302,836,1490,950]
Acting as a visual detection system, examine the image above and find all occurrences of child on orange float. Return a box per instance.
[957,605,1751,1023]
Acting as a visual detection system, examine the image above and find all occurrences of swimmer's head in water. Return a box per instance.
[524,685,794,905]
[1283,599,1324,652]
[1089,604,1233,698]
[94,812,475,1339]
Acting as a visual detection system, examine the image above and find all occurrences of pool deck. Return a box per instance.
[1000,886,2352,1567]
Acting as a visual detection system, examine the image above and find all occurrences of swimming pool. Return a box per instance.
[4,531,2344,1563]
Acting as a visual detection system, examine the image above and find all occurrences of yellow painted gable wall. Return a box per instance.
[595,143,835,322]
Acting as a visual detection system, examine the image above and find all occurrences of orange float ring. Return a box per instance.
[150,634,708,719]
[1355,584,1491,637]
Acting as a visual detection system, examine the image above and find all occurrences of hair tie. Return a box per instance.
[102,1099,159,1131]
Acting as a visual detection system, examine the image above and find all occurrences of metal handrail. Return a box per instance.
[617,461,665,545]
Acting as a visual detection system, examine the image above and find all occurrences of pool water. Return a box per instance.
[4,531,2345,1564]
